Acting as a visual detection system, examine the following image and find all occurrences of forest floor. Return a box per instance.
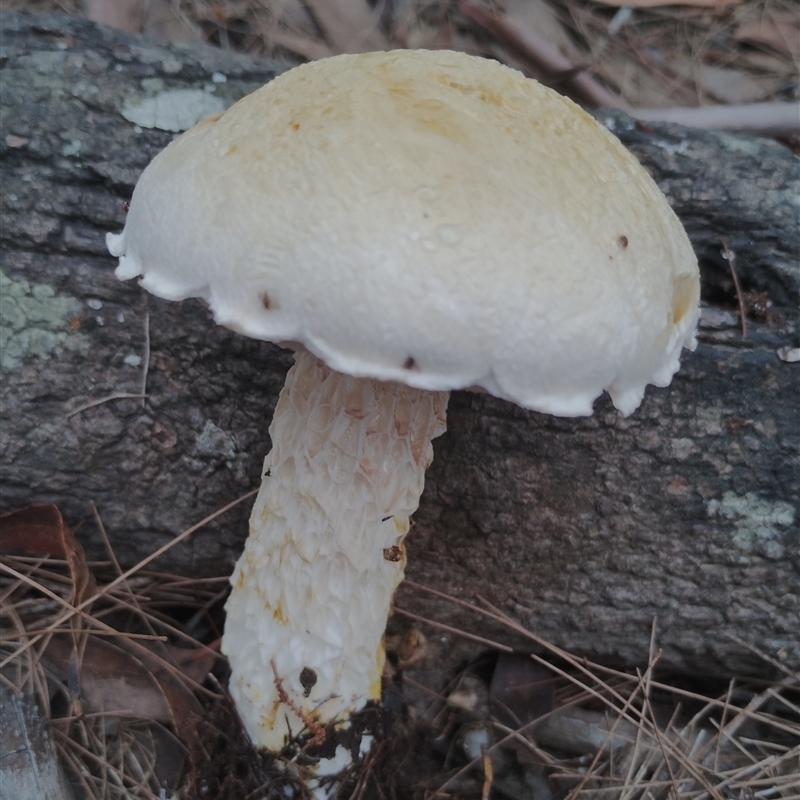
[1,2,798,798]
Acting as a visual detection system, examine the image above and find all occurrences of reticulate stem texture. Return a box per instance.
[222,347,448,749]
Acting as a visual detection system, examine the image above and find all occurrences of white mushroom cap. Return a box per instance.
[108,49,699,417]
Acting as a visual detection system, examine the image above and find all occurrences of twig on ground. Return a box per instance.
[66,393,148,418]
[725,632,800,681]
[402,579,799,800]
[719,236,747,338]
[632,102,800,138]
[393,606,514,653]
[140,311,150,408]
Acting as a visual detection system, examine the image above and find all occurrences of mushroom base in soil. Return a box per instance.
[107,48,700,784]
[222,347,448,753]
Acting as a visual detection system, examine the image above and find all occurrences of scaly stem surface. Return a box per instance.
[223,348,448,749]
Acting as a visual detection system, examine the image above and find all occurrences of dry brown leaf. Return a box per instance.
[139,658,202,739]
[302,0,388,54]
[1,504,205,741]
[44,633,204,739]
[146,641,218,685]
[83,0,143,33]
[0,504,95,609]
[265,26,335,61]
[598,53,693,107]
[738,49,797,75]
[273,0,320,38]
[489,652,554,729]
[504,0,582,64]
[734,17,800,58]
[45,635,173,721]
[701,64,783,103]
[143,0,203,42]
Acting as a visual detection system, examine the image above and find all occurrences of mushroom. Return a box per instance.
[108,50,700,765]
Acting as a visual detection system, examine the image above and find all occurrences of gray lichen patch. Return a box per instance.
[121,89,225,133]
[0,269,83,370]
[708,491,796,561]
[194,420,250,482]
[195,420,237,461]
[17,50,68,75]
[694,404,723,436]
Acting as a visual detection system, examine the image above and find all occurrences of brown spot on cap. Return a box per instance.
[260,292,273,310]
[618,235,628,249]
[403,356,418,370]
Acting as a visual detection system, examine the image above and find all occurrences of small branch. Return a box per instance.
[393,606,514,653]
[642,666,682,800]
[66,393,148,418]
[632,102,800,139]
[140,311,150,409]
[725,633,799,681]
[719,236,747,338]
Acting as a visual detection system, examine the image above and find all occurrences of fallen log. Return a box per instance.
[1,11,798,677]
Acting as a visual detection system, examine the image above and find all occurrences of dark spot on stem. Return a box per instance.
[618,235,629,249]
[383,545,403,562]
[260,292,272,310]
[299,667,317,697]
[403,356,417,370]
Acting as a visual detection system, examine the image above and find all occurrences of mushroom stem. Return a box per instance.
[222,347,448,750]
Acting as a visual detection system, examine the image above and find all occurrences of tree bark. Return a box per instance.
[0,685,75,800]
[1,12,798,677]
